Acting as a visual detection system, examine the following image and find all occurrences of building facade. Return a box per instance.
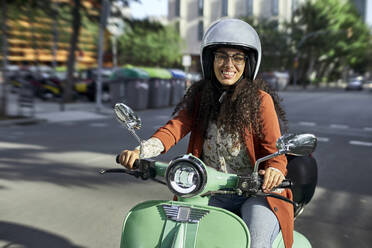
[168,0,304,72]
[1,0,102,68]
[353,0,372,28]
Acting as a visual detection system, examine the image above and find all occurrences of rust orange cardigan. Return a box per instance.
[152,90,294,248]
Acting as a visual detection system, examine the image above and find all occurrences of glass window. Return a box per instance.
[222,0,228,16]
[198,21,204,41]
[271,0,278,16]
[247,0,253,16]
[175,0,180,17]
[198,0,204,16]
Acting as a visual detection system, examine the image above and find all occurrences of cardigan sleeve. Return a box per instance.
[151,108,193,153]
[258,92,288,175]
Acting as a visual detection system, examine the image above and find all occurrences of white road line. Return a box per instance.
[349,141,372,147]
[330,124,349,129]
[155,115,170,120]
[90,123,107,127]
[84,156,107,164]
[298,121,316,126]
[317,137,330,142]
[363,127,372,132]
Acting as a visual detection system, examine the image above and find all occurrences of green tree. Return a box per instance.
[290,0,371,86]
[241,17,292,73]
[117,19,184,68]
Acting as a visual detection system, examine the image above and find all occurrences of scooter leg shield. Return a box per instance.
[120,200,251,248]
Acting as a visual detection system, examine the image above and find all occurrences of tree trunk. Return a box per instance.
[28,1,40,73]
[51,0,59,74]
[65,0,81,103]
[0,0,8,117]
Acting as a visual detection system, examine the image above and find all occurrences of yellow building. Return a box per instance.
[2,0,99,68]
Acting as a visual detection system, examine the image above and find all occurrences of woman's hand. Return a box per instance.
[259,167,285,193]
[119,149,140,169]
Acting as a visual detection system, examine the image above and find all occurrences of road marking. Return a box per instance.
[298,121,316,126]
[363,127,372,132]
[0,141,45,150]
[90,123,107,127]
[155,115,170,120]
[349,141,372,147]
[317,137,330,142]
[330,124,348,129]
[84,156,108,164]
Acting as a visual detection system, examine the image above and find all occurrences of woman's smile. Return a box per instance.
[214,47,245,86]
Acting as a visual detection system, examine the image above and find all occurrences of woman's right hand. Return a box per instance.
[119,149,140,169]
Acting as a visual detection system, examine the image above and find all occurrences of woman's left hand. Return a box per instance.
[259,168,285,193]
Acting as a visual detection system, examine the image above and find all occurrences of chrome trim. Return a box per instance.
[162,204,209,223]
[165,154,208,198]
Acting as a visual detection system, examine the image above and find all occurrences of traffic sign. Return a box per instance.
[107,17,125,37]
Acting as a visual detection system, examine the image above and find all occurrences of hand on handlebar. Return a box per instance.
[119,149,140,169]
[259,168,285,193]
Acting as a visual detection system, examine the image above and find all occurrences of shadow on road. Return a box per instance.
[0,221,85,248]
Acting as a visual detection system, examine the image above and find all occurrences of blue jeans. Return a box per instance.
[209,194,280,248]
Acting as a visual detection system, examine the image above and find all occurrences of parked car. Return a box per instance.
[345,77,363,91]
[260,71,289,91]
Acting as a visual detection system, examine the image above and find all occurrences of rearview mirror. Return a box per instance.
[114,103,142,130]
[276,133,317,156]
[114,103,143,151]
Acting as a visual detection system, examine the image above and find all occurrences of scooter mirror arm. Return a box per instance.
[126,127,144,158]
[253,150,286,173]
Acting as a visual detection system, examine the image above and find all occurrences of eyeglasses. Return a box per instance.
[213,52,247,65]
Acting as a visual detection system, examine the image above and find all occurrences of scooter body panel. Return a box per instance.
[120,200,250,248]
[272,231,311,248]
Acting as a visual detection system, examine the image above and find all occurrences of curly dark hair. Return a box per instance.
[173,77,288,141]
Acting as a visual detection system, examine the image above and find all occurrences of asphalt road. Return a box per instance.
[0,89,371,248]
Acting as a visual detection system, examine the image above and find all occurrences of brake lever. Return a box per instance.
[200,190,237,198]
[100,168,143,178]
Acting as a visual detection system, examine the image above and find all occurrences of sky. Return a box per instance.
[130,0,168,19]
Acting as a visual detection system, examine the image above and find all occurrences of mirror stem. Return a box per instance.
[127,126,143,158]
[253,150,285,173]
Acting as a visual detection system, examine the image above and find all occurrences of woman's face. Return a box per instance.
[213,47,246,86]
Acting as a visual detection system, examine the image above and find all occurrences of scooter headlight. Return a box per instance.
[165,154,207,198]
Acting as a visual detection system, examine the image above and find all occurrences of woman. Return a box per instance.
[119,18,294,248]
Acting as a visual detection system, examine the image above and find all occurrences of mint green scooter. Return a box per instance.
[101,103,317,248]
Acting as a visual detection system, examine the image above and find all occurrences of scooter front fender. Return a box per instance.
[120,200,250,248]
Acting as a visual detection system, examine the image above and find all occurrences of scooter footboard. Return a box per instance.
[121,200,250,248]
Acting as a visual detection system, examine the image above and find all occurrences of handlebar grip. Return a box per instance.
[132,160,140,170]
[115,154,140,170]
[278,179,292,188]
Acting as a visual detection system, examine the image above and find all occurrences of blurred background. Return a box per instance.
[0,0,372,248]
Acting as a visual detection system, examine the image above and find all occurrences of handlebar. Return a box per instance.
[115,154,140,169]
[106,154,297,207]
[276,179,292,189]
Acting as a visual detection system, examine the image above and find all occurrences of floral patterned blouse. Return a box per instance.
[139,120,252,175]
[201,121,252,175]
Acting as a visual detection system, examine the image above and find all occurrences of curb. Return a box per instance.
[0,117,47,127]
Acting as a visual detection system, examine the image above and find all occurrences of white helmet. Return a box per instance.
[200,18,262,80]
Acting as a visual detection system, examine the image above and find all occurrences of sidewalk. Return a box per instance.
[0,93,113,126]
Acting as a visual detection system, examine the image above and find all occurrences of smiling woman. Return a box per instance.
[213,48,247,86]
[118,18,294,248]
